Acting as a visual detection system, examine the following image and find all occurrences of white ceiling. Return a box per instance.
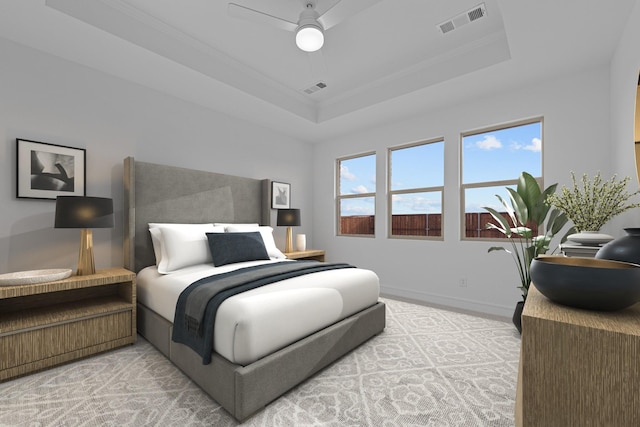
[0,0,636,143]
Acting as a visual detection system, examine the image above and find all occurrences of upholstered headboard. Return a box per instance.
[123,157,270,273]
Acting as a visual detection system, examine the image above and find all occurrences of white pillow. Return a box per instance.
[148,223,213,267]
[149,227,164,266]
[148,223,224,274]
[225,225,286,259]
[214,223,260,229]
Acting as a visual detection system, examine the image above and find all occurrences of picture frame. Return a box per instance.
[271,181,291,209]
[16,139,86,200]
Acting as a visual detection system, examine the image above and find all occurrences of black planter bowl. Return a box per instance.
[529,255,640,311]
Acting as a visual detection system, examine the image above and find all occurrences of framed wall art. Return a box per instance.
[271,181,291,209]
[16,139,86,200]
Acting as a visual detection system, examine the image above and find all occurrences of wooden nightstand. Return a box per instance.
[0,268,136,382]
[284,249,326,262]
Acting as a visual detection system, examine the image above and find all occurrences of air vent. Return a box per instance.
[303,81,327,95]
[439,21,455,34]
[437,3,486,35]
[468,5,486,21]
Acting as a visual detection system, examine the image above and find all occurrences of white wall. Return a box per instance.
[611,0,640,232]
[312,66,614,318]
[0,38,313,274]
[3,5,638,320]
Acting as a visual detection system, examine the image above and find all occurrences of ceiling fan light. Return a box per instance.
[296,24,324,52]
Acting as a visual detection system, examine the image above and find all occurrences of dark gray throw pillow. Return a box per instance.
[206,232,270,267]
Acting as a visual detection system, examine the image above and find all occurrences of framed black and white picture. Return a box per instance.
[271,181,291,209]
[16,139,86,200]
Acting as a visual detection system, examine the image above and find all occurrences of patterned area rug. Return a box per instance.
[0,298,521,426]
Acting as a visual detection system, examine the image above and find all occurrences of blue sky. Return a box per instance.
[340,154,376,216]
[463,121,541,213]
[462,122,541,184]
[340,121,542,216]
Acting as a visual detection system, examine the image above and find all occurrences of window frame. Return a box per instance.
[460,117,544,241]
[387,138,445,240]
[336,151,377,237]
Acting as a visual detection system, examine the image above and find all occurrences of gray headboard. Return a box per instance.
[123,157,270,273]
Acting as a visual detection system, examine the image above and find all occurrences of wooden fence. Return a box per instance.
[340,212,538,238]
[465,212,539,238]
[390,214,441,237]
[340,215,375,235]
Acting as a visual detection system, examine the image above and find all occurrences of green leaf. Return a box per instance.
[483,206,512,237]
[532,235,551,253]
[495,194,518,227]
[488,246,510,254]
[518,172,542,215]
[547,208,568,235]
[511,226,532,238]
[535,183,558,223]
[506,187,528,226]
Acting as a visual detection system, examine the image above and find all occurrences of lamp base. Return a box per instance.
[285,227,293,253]
[77,228,96,276]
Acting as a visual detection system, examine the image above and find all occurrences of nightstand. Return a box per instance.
[0,268,136,382]
[284,249,326,262]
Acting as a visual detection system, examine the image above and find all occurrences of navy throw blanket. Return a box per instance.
[172,260,355,364]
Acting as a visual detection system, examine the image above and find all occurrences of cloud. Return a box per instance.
[475,135,502,150]
[526,137,542,152]
[511,137,541,152]
[352,185,370,194]
[392,194,441,214]
[340,165,356,181]
[342,197,375,215]
[342,205,374,215]
[468,201,499,213]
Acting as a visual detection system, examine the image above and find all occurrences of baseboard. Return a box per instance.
[380,284,514,320]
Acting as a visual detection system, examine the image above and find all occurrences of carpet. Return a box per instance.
[0,297,521,426]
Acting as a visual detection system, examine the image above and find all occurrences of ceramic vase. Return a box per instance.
[596,228,640,264]
[296,234,306,251]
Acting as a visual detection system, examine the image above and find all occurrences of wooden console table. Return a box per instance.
[515,284,640,426]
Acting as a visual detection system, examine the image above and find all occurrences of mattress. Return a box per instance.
[137,260,380,365]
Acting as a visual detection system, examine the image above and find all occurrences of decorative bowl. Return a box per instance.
[0,269,72,286]
[529,255,640,311]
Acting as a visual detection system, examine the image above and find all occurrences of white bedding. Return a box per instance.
[137,260,380,365]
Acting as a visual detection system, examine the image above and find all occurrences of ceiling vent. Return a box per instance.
[438,3,486,35]
[303,81,327,95]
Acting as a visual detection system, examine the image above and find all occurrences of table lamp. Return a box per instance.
[55,196,114,275]
[277,208,301,253]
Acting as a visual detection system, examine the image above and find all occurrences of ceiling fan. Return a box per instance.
[228,0,383,52]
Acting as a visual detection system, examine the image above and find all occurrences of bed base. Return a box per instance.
[137,301,386,421]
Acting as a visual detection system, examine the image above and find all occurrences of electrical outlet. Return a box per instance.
[459,278,468,287]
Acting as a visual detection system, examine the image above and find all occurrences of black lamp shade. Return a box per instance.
[55,196,114,229]
[277,208,301,226]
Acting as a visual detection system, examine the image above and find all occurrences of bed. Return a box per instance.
[123,157,386,421]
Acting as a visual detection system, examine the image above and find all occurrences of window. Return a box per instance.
[337,152,376,236]
[461,118,543,239]
[388,139,444,238]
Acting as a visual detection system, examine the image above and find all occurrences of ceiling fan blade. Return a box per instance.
[228,3,298,32]
[317,0,384,30]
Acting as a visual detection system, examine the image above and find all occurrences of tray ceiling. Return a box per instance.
[0,0,636,142]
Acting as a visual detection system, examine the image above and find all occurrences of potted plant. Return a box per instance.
[545,172,640,243]
[483,172,574,333]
